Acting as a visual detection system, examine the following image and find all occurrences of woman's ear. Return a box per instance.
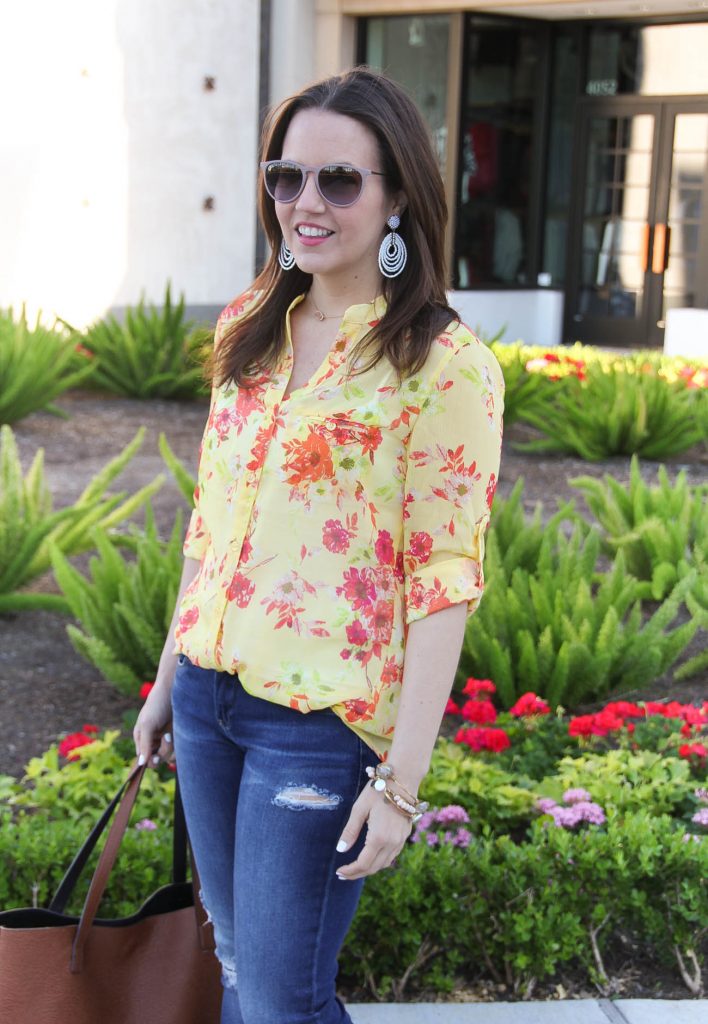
[392,192,408,219]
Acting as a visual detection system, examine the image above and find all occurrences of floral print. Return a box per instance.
[174,292,504,759]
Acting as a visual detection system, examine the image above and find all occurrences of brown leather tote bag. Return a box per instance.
[0,759,223,1024]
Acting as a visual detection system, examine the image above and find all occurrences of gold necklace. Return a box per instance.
[308,293,373,322]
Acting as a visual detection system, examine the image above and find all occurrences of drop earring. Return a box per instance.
[378,214,407,278]
[279,238,295,271]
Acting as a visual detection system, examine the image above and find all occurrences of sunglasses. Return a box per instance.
[260,160,386,208]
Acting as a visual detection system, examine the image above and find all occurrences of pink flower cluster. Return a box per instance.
[135,818,158,831]
[536,788,606,829]
[410,805,473,848]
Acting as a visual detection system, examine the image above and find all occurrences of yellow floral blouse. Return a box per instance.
[174,291,505,759]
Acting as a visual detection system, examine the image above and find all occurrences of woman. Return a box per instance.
[134,67,504,1024]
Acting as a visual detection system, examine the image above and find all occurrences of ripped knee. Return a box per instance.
[198,887,214,925]
[199,888,237,990]
[219,955,238,991]
[272,784,342,811]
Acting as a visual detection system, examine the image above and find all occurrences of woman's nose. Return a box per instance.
[295,170,326,213]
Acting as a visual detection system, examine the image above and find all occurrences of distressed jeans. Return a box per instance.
[170,654,380,1024]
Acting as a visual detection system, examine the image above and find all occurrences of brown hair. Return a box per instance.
[214,66,458,389]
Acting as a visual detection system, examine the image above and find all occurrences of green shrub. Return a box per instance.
[0,426,163,613]
[460,487,697,708]
[419,740,538,834]
[51,505,184,696]
[342,811,708,998]
[678,574,708,680]
[1,728,177,918]
[539,750,696,819]
[489,342,558,426]
[67,283,211,399]
[6,727,173,825]
[514,360,706,460]
[571,454,708,600]
[0,307,95,424]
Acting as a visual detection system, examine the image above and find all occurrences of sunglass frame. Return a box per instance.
[259,160,386,207]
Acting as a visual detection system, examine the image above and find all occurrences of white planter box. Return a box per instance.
[664,308,708,359]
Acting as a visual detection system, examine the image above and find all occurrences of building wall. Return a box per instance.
[0,0,260,328]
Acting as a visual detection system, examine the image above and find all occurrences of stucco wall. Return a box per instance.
[0,0,260,328]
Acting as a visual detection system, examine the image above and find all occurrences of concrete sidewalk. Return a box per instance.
[345,1000,706,1023]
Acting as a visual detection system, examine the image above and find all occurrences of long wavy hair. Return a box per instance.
[214,67,458,389]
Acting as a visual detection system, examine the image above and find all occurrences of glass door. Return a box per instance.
[566,101,661,345]
[652,104,708,344]
[567,98,708,346]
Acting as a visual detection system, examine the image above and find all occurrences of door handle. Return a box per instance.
[652,223,670,274]
[640,224,650,273]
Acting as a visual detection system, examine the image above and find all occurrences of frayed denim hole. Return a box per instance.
[272,785,342,811]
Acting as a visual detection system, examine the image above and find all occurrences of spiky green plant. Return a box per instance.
[0,307,95,424]
[50,506,183,695]
[514,361,706,460]
[158,432,196,506]
[459,486,697,709]
[65,283,211,399]
[675,574,708,681]
[570,455,708,600]
[0,426,164,613]
[489,342,560,426]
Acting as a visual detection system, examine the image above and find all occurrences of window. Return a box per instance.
[363,15,451,175]
[455,19,542,288]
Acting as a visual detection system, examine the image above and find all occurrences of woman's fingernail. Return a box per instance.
[164,732,172,744]
[137,754,146,766]
[336,873,347,881]
[336,839,349,852]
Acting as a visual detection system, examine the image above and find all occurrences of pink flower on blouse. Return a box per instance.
[409,531,433,564]
[374,529,395,565]
[338,566,376,612]
[364,599,394,642]
[345,620,368,646]
[323,519,351,554]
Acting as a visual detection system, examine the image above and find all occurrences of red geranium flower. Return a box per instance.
[679,743,707,761]
[58,728,100,761]
[454,726,510,753]
[140,682,155,700]
[461,698,497,725]
[462,677,496,697]
[509,692,551,717]
[445,698,461,716]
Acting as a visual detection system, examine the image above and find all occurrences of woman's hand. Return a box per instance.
[133,681,175,770]
[335,782,414,880]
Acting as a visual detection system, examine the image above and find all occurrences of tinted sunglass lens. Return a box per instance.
[265,164,303,202]
[318,166,363,206]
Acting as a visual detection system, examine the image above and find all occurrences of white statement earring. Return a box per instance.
[279,238,295,271]
[378,214,407,278]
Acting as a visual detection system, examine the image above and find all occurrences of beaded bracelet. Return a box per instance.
[365,763,429,824]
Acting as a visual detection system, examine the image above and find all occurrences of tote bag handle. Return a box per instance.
[48,759,209,973]
[50,759,188,912]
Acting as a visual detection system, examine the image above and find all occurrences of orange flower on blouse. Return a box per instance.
[174,291,505,759]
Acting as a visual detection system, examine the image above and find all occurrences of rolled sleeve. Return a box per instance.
[402,335,505,624]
